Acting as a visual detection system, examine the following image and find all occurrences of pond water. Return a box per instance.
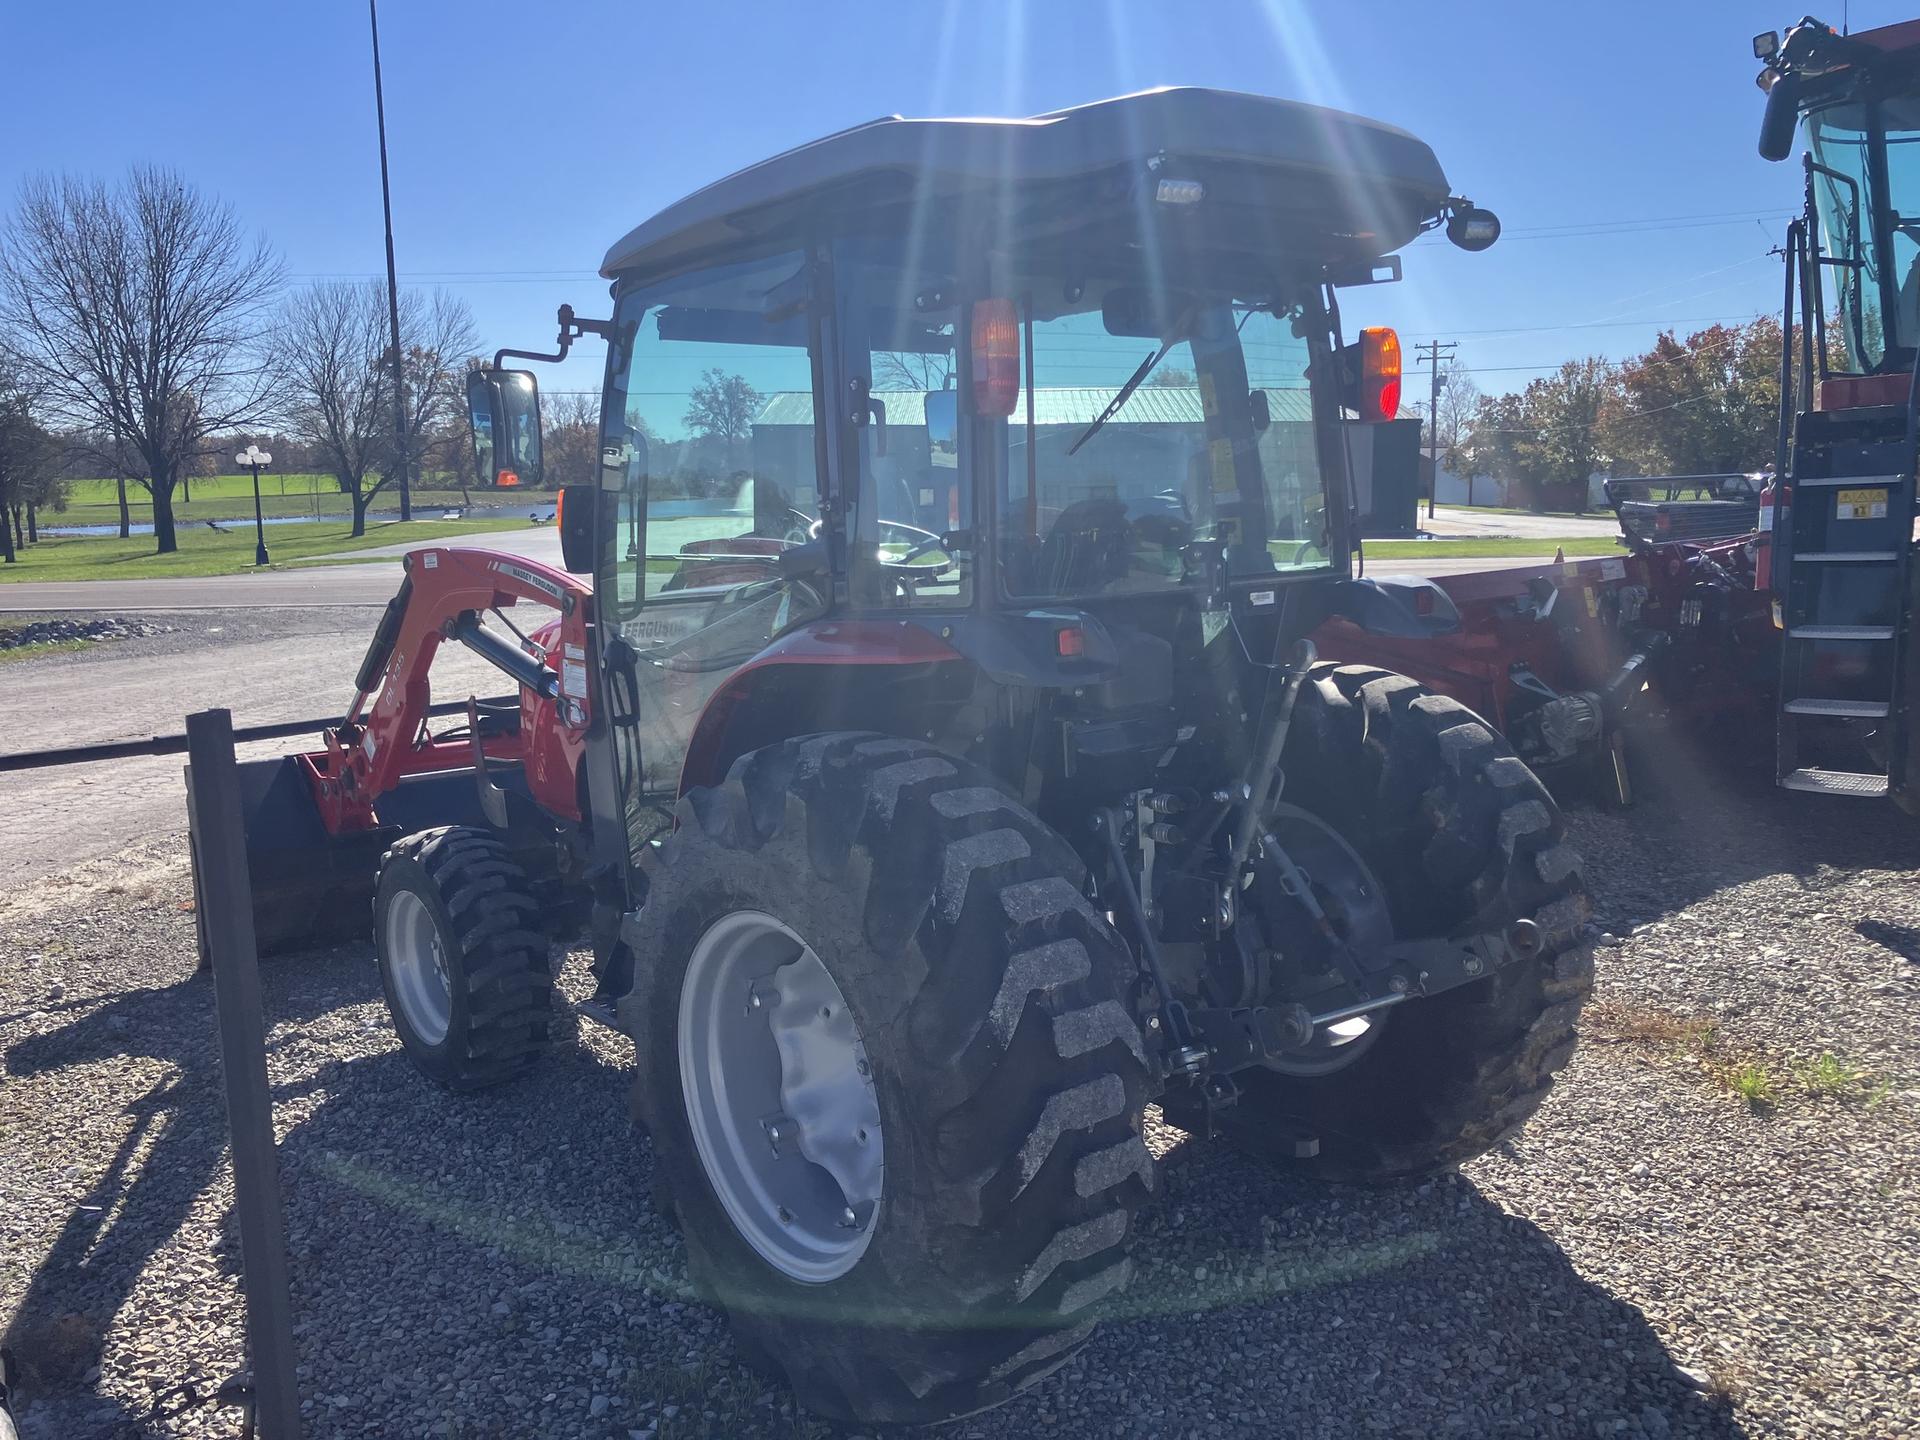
[42,504,527,538]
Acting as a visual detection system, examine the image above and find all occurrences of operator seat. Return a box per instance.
[1029,497,1134,594]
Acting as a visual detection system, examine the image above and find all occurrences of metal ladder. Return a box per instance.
[1775,404,1917,797]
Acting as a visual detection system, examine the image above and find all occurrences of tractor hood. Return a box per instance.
[602,87,1453,280]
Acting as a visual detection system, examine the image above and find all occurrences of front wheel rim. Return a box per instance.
[385,889,452,1045]
[677,910,883,1284]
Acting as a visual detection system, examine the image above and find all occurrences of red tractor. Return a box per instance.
[203,89,1590,1424]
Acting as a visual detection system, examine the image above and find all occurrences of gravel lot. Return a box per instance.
[2,749,1917,1438]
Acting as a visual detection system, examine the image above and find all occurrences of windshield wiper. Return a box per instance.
[1067,342,1172,456]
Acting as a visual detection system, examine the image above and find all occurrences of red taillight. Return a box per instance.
[498,468,521,488]
[1359,326,1401,422]
[554,487,566,529]
[972,299,1020,416]
[1055,625,1085,658]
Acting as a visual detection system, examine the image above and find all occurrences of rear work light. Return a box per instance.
[972,298,1020,416]
[1357,326,1401,422]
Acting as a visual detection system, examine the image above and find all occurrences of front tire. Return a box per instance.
[622,734,1154,1425]
[1195,665,1594,1182]
[374,827,553,1090]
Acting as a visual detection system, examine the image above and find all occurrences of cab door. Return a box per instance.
[592,248,833,857]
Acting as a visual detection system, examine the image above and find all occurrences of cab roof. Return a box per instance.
[601,86,1453,280]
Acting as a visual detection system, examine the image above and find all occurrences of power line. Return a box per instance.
[1413,339,1458,519]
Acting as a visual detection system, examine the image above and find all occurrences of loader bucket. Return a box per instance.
[187,754,515,962]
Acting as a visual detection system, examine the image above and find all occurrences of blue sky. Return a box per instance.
[7,1,1902,403]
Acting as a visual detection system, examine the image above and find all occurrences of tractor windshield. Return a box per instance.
[990,280,1333,601]
[1807,95,1920,372]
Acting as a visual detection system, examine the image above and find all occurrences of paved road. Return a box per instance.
[1,610,502,886]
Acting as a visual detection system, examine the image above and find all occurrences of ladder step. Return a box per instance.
[1785,698,1892,717]
[1788,625,1896,640]
[1793,550,1900,562]
[1780,767,1889,797]
[1791,473,1907,488]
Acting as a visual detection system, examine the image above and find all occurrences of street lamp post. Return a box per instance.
[237,444,273,566]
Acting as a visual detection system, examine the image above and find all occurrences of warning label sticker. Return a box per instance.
[562,661,588,699]
[1836,487,1888,520]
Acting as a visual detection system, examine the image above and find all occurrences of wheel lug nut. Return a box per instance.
[777,1206,793,1224]
[838,1207,858,1228]
[855,1058,870,1077]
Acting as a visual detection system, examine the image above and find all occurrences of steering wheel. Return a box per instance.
[878,518,955,579]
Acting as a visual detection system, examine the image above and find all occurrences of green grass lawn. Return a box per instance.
[1363,535,1624,559]
[0,516,523,583]
[52,472,515,527]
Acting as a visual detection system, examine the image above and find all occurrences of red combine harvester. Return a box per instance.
[1312,14,1920,813]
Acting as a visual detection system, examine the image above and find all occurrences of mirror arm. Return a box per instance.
[493,303,615,371]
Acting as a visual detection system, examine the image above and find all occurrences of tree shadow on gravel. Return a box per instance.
[971,1133,1746,1440]
[5,943,1747,1440]
[250,997,1744,1439]
[1569,726,1920,933]
[1,967,349,1439]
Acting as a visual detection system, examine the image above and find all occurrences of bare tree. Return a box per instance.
[385,289,477,502]
[684,368,760,443]
[873,349,953,393]
[542,392,600,489]
[0,166,281,554]
[277,283,477,535]
[0,371,57,563]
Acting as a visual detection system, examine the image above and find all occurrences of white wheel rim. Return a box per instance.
[677,910,883,1284]
[386,889,452,1045]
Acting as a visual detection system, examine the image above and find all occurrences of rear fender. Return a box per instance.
[678,620,968,794]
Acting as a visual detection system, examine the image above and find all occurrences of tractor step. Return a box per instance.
[1787,625,1896,640]
[1780,767,1890,797]
[1784,698,1892,717]
[574,996,622,1031]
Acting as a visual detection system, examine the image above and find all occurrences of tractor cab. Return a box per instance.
[293,89,1601,1428]
[1758,18,1920,804]
[473,88,1498,859]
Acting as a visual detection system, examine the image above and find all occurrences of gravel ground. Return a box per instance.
[2,758,1917,1439]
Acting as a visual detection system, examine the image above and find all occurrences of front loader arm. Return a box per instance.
[307,547,594,833]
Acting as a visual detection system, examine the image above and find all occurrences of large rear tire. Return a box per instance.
[622,733,1154,1426]
[373,827,554,1090]
[1192,664,1594,1182]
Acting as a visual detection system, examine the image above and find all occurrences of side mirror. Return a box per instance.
[556,485,594,574]
[1759,72,1804,161]
[924,389,957,465]
[466,368,544,489]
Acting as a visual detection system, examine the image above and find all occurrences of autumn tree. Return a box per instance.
[1604,319,1780,478]
[0,167,281,554]
[1523,357,1612,512]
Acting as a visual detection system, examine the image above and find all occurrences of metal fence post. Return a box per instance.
[184,708,302,1439]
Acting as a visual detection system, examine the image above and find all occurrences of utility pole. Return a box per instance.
[370,0,410,521]
[1415,339,1457,518]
